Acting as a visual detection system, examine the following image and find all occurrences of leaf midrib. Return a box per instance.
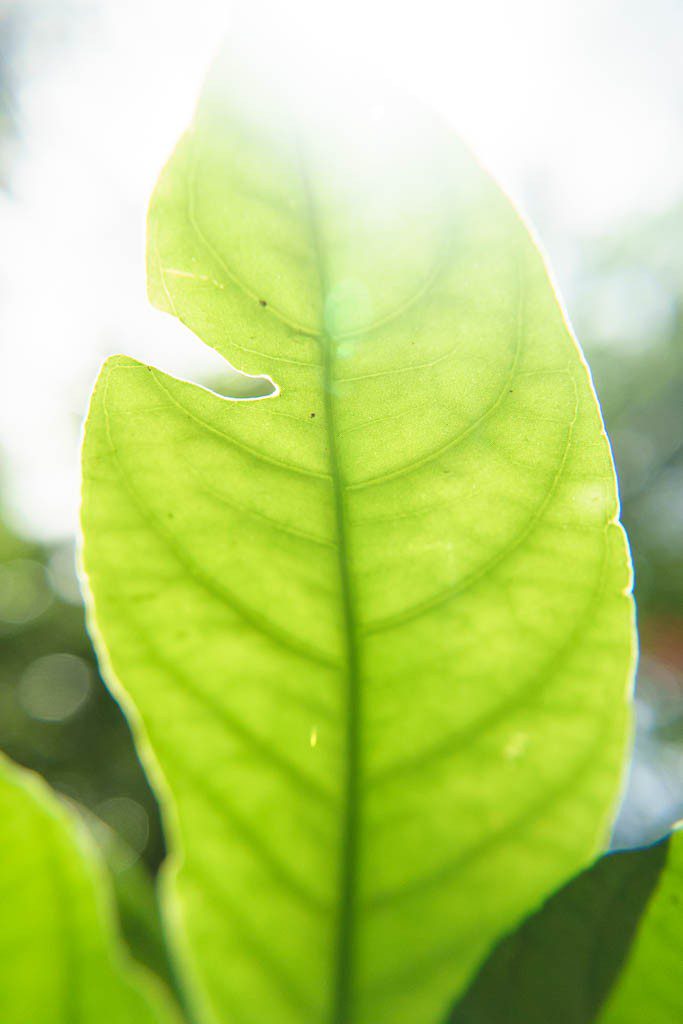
[296,142,362,1024]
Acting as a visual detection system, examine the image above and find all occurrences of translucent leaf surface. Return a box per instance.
[81,45,635,1024]
[0,757,178,1024]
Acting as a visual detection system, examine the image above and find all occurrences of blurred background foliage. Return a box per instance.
[578,215,683,844]
[0,516,165,871]
[0,0,681,894]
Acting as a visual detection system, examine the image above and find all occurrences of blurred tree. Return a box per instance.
[0,507,165,871]
[576,205,683,844]
[581,206,683,619]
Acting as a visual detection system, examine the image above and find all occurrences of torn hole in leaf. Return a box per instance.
[204,366,278,401]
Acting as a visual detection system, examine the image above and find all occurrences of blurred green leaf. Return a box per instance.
[450,830,683,1024]
[600,831,683,1023]
[0,756,179,1023]
[449,838,669,1023]
[81,45,635,1024]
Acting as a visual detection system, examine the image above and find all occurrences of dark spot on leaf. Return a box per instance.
[310,412,316,419]
[259,299,267,307]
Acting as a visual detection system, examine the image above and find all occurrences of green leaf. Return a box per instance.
[450,830,683,1024]
[599,832,683,1023]
[448,838,670,1023]
[0,756,179,1024]
[80,45,635,1024]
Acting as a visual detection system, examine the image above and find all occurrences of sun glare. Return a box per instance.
[0,0,681,538]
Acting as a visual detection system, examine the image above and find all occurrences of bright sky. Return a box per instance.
[1,0,682,539]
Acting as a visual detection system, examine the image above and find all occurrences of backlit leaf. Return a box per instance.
[81,43,635,1024]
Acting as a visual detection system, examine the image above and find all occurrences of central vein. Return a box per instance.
[297,143,362,1024]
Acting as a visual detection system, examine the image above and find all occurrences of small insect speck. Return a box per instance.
[259,299,267,307]
[310,412,316,419]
